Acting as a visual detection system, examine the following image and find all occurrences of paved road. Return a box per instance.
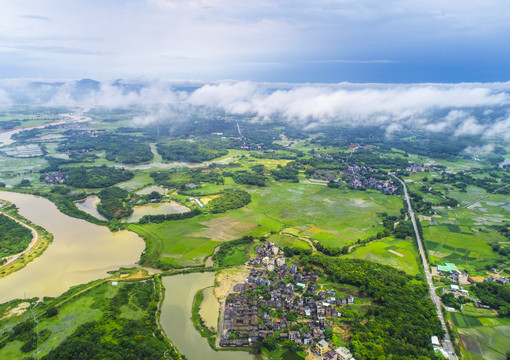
[392,175,458,360]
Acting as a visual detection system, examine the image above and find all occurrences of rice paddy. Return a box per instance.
[446,304,510,360]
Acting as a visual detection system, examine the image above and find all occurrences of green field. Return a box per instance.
[345,237,421,275]
[266,234,312,251]
[0,271,169,359]
[129,182,403,268]
[129,216,223,268]
[232,184,403,247]
[422,206,507,272]
[403,171,510,273]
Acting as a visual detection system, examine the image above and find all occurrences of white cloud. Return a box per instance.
[0,88,12,106]
[1,79,510,144]
[463,144,495,156]
[454,117,485,136]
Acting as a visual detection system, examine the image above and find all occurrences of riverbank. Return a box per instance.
[160,272,254,360]
[0,190,144,304]
[0,201,53,279]
[0,268,173,359]
[192,288,218,349]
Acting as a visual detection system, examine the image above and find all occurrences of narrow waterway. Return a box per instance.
[0,191,144,304]
[74,195,107,220]
[199,286,220,331]
[161,272,254,360]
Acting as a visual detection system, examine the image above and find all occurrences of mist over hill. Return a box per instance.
[1,79,510,145]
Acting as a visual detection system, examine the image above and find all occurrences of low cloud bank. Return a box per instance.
[1,79,510,142]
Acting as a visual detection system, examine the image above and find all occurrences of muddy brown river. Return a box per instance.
[161,272,254,360]
[0,191,144,304]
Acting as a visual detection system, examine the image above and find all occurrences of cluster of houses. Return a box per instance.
[436,262,470,285]
[348,144,373,150]
[69,129,105,137]
[315,340,354,360]
[311,169,339,182]
[220,242,356,359]
[405,164,430,173]
[486,276,509,285]
[41,171,68,184]
[435,262,510,311]
[343,165,398,195]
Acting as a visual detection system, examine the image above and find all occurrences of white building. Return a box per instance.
[335,346,354,360]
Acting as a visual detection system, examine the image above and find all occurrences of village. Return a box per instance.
[343,165,399,195]
[309,164,398,195]
[433,261,509,311]
[219,241,355,360]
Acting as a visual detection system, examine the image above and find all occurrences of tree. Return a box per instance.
[324,327,333,340]
[18,179,31,187]
[148,191,162,202]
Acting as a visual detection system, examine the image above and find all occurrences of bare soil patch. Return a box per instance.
[388,249,404,257]
[214,267,250,301]
[1,302,30,319]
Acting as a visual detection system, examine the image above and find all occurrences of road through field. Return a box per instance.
[391,175,458,360]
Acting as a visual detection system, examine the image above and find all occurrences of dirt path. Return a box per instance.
[463,184,510,209]
[298,236,317,252]
[278,228,317,252]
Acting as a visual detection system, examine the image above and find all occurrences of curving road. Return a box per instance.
[391,175,458,360]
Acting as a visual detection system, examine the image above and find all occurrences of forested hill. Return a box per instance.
[305,255,443,360]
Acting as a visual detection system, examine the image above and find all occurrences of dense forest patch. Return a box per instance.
[96,187,132,220]
[0,213,32,258]
[306,255,443,359]
[57,133,153,164]
[208,189,251,213]
[65,165,134,188]
[156,140,228,162]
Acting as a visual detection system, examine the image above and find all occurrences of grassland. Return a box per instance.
[266,234,312,251]
[234,183,402,247]
[0,268,172,360]
[130,182,403,268]
[345,237,421,275]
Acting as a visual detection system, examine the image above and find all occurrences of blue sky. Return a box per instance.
[1,0,509,82]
